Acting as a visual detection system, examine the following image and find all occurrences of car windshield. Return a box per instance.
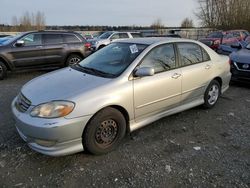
[73,42,148,78]
[0,33,22,45]
[98,32,113,39]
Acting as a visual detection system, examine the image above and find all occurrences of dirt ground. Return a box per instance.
[0,70,250,188]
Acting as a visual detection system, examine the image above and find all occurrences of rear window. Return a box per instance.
[43,34,63,44]
[131,33,142,38]
[63,34,81,43]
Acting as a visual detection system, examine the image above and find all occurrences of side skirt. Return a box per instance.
[129,98,204,132]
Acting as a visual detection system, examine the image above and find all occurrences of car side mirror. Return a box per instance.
[134,67,155,77]
[15,40,25,47]
[231,43,241,49]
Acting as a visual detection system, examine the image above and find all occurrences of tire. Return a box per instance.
[65,54,82,66]
[83,107,126,155]
[203,80,221,108]
[0,61,7,80]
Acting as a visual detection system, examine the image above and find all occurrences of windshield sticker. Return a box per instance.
[129,44,139,54]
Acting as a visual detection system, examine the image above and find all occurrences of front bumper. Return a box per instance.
[12,99,92,156]
[231,67,250,82]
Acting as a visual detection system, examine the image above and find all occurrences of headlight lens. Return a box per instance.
[30,101,75,118]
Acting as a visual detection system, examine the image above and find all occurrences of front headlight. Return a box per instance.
[30,101,75,118]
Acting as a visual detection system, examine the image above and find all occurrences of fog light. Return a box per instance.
[34,139,56,147]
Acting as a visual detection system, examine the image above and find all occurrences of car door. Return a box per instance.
[176,42,213,104]
[133,43,182,121]
[10,33,44,67]
[42,33,65,65]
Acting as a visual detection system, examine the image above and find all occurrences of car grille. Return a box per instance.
[234,62,250,72]
[15,93,31,112]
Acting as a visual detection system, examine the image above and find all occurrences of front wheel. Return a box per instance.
[83,107,126,155]
[203,80,221,108]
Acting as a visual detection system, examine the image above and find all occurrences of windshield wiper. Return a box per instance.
[71,64,115,78]
[83,67,116,78]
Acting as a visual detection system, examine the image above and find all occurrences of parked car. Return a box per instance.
[0,35,14,45]
[229,42,250,82]
[12,38,231,156]
[88,31,142,51]
[217,39,249,55]
[0,34,11,38]
[199,30,249,51]
[0,30,91,80]
[146,34,182,38]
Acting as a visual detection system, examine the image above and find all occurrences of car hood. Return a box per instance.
[230,49,250,64]
[21,67,111,105]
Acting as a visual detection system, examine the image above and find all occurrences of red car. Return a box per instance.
[199,30,249,51]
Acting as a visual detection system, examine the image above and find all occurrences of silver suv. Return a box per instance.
[89,31,142,51]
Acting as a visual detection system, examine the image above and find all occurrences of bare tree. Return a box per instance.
[151,18,165,34]
[35,11,46,30]
[10,11,46,31]
[196,0,250,30]
[181,18,194,28]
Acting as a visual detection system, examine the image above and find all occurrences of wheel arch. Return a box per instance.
[83,105,130,136]
[0,56,12,70]
[213,76,222,89]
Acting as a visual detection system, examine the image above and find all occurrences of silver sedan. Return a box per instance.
[12,38,231,156]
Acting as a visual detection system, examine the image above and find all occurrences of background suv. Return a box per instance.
[0,30,90,80]
[88,31,142,51]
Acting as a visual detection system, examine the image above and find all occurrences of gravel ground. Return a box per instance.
[0,70,250,188]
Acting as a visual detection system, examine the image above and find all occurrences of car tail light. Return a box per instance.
[213,40,220,45]
[228,59,232,65]
[84,43,91,49]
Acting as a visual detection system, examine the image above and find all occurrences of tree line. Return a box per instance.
[1,11,46,32]
[196,0,250,30]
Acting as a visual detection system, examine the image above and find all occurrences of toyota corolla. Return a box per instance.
[12,38,231,156]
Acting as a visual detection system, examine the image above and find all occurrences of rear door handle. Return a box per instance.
[205,64,211,69]
[172,73,182,79]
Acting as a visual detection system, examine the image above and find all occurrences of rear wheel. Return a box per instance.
[0,61,7,80]
[203,80,221,108]
[66,54,82,66]
[83,107,126,155]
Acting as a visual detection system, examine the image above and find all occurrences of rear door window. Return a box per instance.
[131,33,142,38]
[63,34,81,43]
[177,43,203,66]
[43,34,63,45]
[118,33,129,38]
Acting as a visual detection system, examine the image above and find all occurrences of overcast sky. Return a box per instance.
[0,0,198,26]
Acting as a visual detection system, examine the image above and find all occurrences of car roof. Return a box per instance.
[117,37,192,45]
[21,30,80,35]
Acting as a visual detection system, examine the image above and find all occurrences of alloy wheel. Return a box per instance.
[207,84,219,105]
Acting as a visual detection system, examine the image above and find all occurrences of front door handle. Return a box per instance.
[205,64,211,69]
[172,73,181,79]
